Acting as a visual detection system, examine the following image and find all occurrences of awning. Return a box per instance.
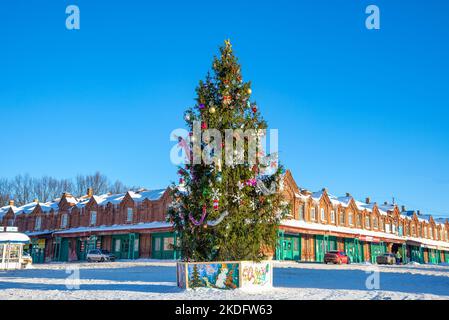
[406,240,423,247]
[0,232,31,244]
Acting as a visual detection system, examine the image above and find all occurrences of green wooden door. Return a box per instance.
[282,238,293,260]
[275,231,285,260]
[76,239,87,261]
[316,235,337,262]
[292,235,301,261]
[328,236,337,251]
[112,236,122,259]
[356,241,366,263]
[371,242,386,264]
[429,249,438,264]
[152,232,176,260]
[345,238,357,263]
[60,238,69,262]
[31,242,45,264]
[315,235,325,262]
[111,234,139,259]
[344,238,363,263]
[409,245,423,264]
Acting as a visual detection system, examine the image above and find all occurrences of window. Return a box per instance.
[7,219,14,226]
[163,237,174,251]
[385,223,391,233]
[429,228,433,239]
[298,205,305,221]
[320,208,326,222]
[411,225,416,237]
[424,226,428,238]
[348,212,354,226]
[154,238,161,251]
[115,239,121,252]
[356,214,361,227]
[330,210,335,223]
[392,224,397,234]
[418,225,422,237]
[311,208,316,221]
[134,239,139,252]
[90,211,97,226]
[61,214,68,228]
[373,216,378,229]
[339,211,345,225]
[365,216,370,229]
[127,208,133,222]
[35,216,41,230]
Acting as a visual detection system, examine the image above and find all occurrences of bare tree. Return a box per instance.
[0,172,133,207]
[110,180,128,194]
[0,178,12,206]
[12,174,34,206]
[74,172,109,196]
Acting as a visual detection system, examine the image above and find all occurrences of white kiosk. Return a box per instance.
[0,227,31,270]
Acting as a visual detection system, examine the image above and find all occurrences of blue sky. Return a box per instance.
[1,1,449,216]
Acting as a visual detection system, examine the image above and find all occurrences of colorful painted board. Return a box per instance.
[176,261,272,291]
[188,263,239,289]
[240,261,272,289]
[177,263,187,288]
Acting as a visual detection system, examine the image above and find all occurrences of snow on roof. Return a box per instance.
[311,190,324,202]
[0,232,30,243]
[7,188,168,217]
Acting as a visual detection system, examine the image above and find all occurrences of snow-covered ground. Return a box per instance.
[1,260,449,300]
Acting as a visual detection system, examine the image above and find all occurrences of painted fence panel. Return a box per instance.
[176,261,272,290]
[240,261,273,290]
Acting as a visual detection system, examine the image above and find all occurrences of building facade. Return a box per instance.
[0,188,177,263]
[278,171,449,264]
[1,170,449,264]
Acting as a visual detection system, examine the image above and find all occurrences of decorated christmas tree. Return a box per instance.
[168,40,288,262]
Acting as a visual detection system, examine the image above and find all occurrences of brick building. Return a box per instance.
[1,170,449,264]
[0,188,176,263]
[279,171,449,264]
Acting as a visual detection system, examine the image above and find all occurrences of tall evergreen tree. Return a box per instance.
[168,40,288,262]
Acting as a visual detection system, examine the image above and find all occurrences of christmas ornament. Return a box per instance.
[209,106,216,114]
[223,95,232,105]
[207,211,229,227]
[189,205,207,226]
[246,178,257,187]
[249,200,257,210]
[201,122,207,129]
[252,105,258,113]
[211,188,222,200]
[247,88,252,95]
[213,199,219,210]
[232,192,243,204]
[199,104,205,110]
